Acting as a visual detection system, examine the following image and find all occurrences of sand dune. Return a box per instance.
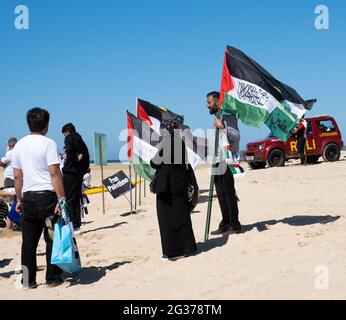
[1,154,346,299]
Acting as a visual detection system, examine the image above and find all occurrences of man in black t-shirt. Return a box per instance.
[206,91,241,235]
[61,123,90,233]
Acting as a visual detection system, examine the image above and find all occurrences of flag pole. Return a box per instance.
[139,175,142,206]
[99,136,106,215]
[134,171,138,211]
[204,128,219,242]
[134,97,139,211]
[144,179,146,197]
[129,163,133,214]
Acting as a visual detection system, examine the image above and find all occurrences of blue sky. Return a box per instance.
[0,0,345,160]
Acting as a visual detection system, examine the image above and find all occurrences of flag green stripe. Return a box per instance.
[222,94,270,128]
[132,154,156,182]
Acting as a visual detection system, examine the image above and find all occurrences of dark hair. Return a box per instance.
[26,108,50,132]
[206,91,220,99]
[61,123,76,134]
[7,137,17,147]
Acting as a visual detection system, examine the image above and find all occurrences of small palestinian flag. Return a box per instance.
[127,111,158,181]
[137,98,184,134]
[128,107,203,181]
[219,46,316,142]
[137,98,208,160]
[219,130,245,178]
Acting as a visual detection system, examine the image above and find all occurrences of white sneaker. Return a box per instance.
[161,255,185,261]
[161,255,172,261]
[74,228,83,236]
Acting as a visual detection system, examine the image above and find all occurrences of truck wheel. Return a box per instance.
[306,155,320,164]
[249,162,266,170]
[267,149,286,167]
[322,143,340,162]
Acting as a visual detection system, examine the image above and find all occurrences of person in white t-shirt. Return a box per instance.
[0,137,17,188]
[12,108,66,289]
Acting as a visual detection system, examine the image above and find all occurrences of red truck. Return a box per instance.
[243,115,344,169]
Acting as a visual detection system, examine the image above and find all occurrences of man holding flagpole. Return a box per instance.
[206,91,242,235]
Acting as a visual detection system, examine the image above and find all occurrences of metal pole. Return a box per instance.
[134,171,138,211]
[204,128,220,242]
[129,164,133,214]
[144,179,146,197]
[139,176,142,206]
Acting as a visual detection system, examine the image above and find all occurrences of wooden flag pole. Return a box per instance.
[144,179,146,197]
[99,136,106,215]
[134,171,138,211]
[139,176,142,206]
[204,128,220,242]
[129,163,134,214]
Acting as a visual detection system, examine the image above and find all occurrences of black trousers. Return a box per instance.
[22,191,62,285]
[63,173,83,229]
[297,137,306,164]
[214,162,240,228]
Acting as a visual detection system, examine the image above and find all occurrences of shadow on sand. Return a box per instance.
[66,261,132,286]
[197,194,218,204]
[82,222,128,235]
[120,209,146,217]
[196,234,230,255]
[0,258,13,269]
[81,221,94,226]
[193,214,340,255]
[241,214,340,233]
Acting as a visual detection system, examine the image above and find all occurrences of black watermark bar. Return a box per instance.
[1,300,345,319]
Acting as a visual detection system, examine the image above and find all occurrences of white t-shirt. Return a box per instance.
[1,149,14,180]
[12,135,60,193]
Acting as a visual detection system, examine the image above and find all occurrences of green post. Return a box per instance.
[204,128,220,242]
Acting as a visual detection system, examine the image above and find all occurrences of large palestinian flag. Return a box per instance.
[137,98,208,160]
[219,46,316,142]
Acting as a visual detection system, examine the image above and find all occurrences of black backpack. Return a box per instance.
[187,165,199,212]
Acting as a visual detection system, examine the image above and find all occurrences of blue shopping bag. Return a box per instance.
[51,216,82,274]
[8,201,22,226]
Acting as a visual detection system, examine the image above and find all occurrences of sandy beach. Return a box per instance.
[1,155,346,300]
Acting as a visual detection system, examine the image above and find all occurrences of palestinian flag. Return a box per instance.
[137,98,184,134]
[219,130,245,177]
[127,110,200,181]
[219,46,316,142]
[137,98,208,160]
[127,111,158,181]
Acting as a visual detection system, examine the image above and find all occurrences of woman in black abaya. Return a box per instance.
[150,119,197,260]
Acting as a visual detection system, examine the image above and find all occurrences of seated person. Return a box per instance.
[0,190,20,230]
[0,190,15,202]
[0,200,9,229]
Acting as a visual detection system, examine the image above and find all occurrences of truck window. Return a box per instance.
[316,120,335,132]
